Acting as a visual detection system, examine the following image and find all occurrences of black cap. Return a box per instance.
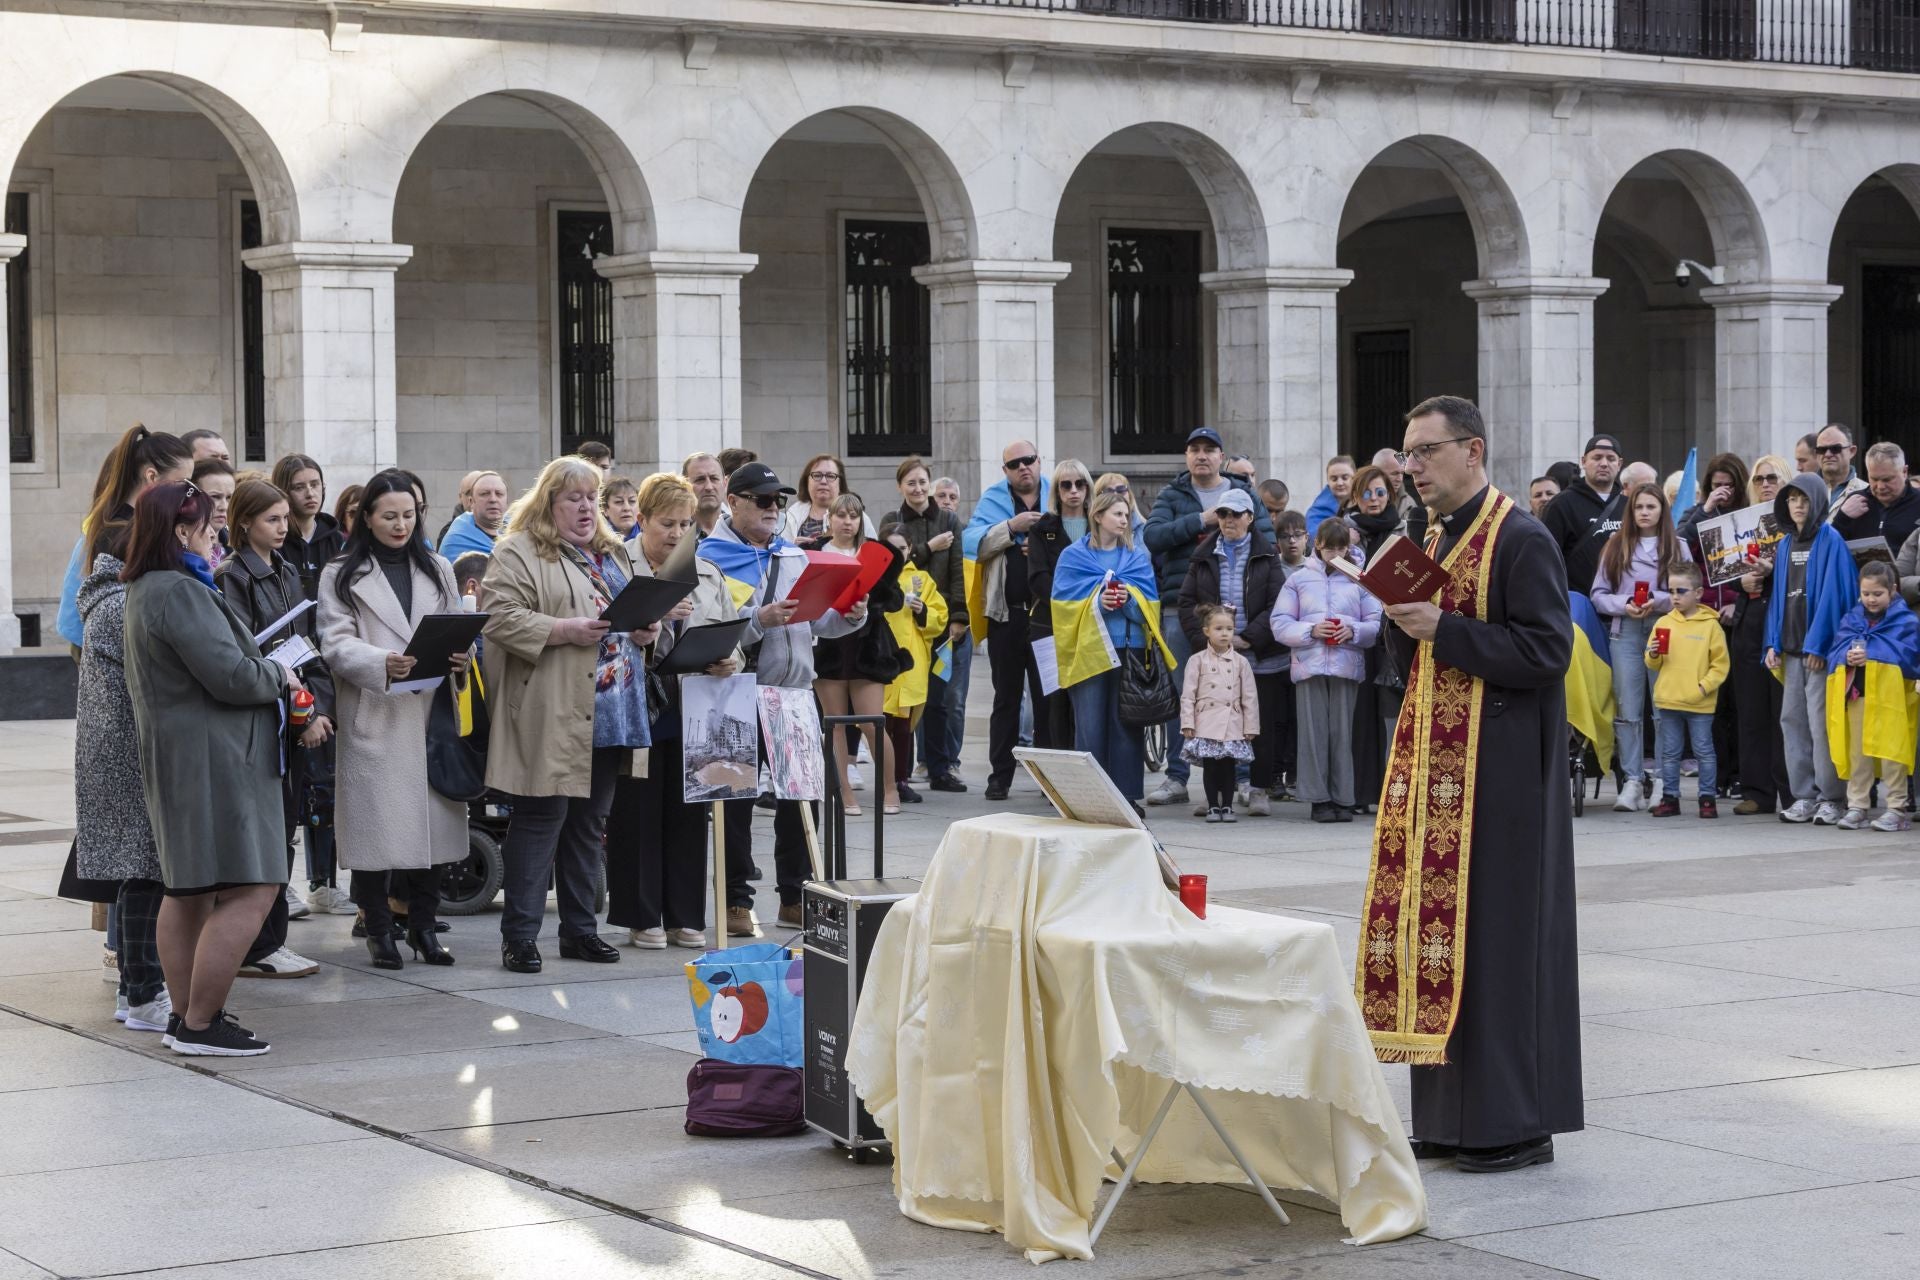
[1186,427,1224,449]
[1583,434,1623,457]
[727,462,795,497]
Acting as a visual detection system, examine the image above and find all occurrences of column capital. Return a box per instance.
[241,241,413,275]
[1199,266,1353,295]
[1462,275,1609,302]
[911,259,1072,290]
[595,250,757,283]
[1698,281,1844,308]
[0,234,23,263]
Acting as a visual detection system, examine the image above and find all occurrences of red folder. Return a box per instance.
[831,541,897,615]
[782,551,864,624]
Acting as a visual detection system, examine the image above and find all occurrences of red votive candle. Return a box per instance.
[1179,874,1208,919]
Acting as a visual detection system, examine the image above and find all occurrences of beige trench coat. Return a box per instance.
[482,533,637,799]
[317,558,469,872]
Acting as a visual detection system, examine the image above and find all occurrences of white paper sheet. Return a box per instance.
[390,676,445,695]
[1033,636,1061,696]
[253,599,315,647]
[264,634,318,673]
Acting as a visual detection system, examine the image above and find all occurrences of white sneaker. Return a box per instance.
[306,885,347,914]
[1836,807,1871,830]
[115,991,128,1022]
[849,764,865,791]
[668,928,706,949]
[125,990,173,1033]
[238,946,319,979]
[283,884,311,920]
[1234,787,1252,809]
[1613,778,1644,812]
[911,763,928,781]
[1872,808,1912,832]
[1146,778,1189,807]
[1811,801,1845,826]
[101,947,119,984]
[628,928,667,949]
[1780,799,1817,823]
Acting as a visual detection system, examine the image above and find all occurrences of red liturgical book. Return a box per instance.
[1327,535,1450,605]
[782,551,864,624]
[830,541,897,615]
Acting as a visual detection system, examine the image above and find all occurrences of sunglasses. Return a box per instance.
[1815,443,1850,455]
[1754,473,1782,484]
[1101,483,1130,495]
[1058,479,1087,491]
[742,492,790,511]
[1214,507,1251,520]
[1003,454,1039,471]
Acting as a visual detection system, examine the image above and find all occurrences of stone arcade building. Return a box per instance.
[7,0,1920,647]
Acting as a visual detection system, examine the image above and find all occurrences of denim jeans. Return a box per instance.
[1609,616,1660,778]
[1161,624,1194,785]
[1657,710,1716,800]
[1067,662,1146,801]
[939,633,972,775]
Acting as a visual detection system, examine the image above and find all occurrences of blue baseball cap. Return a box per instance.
[1186,427,1224,450]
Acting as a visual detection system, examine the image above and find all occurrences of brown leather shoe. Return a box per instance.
[726,906,761,938]
[1733,798,1771,816]
[778,903,804,928]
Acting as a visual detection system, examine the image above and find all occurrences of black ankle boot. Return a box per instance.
[407,926,455,966]
[366,933,403,970]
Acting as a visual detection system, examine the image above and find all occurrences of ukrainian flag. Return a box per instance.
[961,476,1050,644]
[696,535,779,611]
[1565,592,1617,772]
[1048,540,1173,690]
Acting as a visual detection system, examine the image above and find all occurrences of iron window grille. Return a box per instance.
[1108,227,1203,457]
[557,210,616,457]
[239,199,266,462]
[844,219,932,458]
[5,192,29,464]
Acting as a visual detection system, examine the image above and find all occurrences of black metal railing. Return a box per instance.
[920,0,1920,72]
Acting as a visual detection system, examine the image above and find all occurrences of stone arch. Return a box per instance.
[1058,123,1270,273]
[5,71,301,243]
[1341,135,1532,280]
[1590,149,1771,284]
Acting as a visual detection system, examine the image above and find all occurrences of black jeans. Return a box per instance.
[770,798,818,908]
[352,868,441,936]
[116,877,166,1006]
[605,734,709,932]
[723,796,759,910]
[499,747,617,943]
[1251,671,1290,790]
[987,612,1051,788]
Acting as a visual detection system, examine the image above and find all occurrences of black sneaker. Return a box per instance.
[984,781,1010,802]
[161,1013,181,1048]
[171,1014,271,1057]
[928,774,968,793]
[897,782,924,804]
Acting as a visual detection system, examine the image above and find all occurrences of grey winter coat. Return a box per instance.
[73,555,162,882]
[123,570,290,890]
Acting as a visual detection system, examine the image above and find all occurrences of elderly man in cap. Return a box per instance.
[1143,426,1274,809]
[701,462,867,935]
[1542,433,1626,598]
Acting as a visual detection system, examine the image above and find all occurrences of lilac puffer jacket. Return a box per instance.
[1270,555,1383,684]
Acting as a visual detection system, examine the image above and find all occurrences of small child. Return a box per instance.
[1823,560,1920,831]
[1643,561,1729,818]
[879,524,950,804]
[1271,519,1382,823]
[1181,604,1261,823]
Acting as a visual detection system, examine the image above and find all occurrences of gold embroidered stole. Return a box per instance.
[1357,489,1513,1065]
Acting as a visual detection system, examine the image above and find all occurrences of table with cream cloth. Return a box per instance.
[846,813,1427,1263]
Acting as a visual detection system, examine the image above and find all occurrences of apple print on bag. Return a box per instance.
[686,943,805,1066]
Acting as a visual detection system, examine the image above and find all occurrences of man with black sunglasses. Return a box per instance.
[964,441,1052,800]
[1812,423,1868,520]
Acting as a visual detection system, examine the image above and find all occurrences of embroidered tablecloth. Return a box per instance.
[846,813,1427,1262]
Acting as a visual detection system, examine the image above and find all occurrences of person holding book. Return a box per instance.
[1590,482,1691,811]
[1643,562,1729,819]
[1271,519,1381,823]
[1765,472,1859,826]
[1832,442,1920,558]
[1181,604,1261,823]
[1821,560,1920,831]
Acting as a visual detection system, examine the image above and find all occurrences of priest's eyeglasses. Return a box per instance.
[1394,437,1474,467]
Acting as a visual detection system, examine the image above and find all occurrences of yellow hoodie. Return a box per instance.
[1643,604,1729,714]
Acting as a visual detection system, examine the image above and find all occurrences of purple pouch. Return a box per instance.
[684,1058,807,1137]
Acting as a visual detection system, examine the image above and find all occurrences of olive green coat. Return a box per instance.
[122,571,289,889]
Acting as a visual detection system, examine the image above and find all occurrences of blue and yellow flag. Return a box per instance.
[1824,599,1920,774]
[1565,591,1616,772]
[961,476,1049,644]
[696,531,784,611]
[1048,538,1173,690]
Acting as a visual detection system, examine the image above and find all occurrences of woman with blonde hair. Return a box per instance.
[483,456,662,973]
[1728,453,1793,813]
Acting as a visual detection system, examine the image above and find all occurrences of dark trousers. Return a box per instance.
[499,747,616,943]
[723,796,759,910]
[605,734,709,932]
[352,868,440,936]
[1201,759,1237,810]
[1045,688,1075,751]
[1712,675,1739,796]
[920,667,958,780]
[886,715,914,787]
[1251,671,1290,790]
[116,877,165,1006]
[1731,626,1789,809]
[988,613,1051,788]
[722,796,815,911]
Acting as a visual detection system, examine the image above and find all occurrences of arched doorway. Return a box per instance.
[1828,172,1920,459]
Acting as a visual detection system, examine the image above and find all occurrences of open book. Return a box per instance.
[1014,747,1182,890]
[1326,534,1449,605]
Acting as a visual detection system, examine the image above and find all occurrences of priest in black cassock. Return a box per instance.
[1357,394,1583,1173]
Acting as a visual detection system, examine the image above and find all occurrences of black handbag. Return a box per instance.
[1117,626,1178,729]
[425,679,488,802]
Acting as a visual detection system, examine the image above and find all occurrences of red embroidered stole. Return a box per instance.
[1357,489,1513,1065]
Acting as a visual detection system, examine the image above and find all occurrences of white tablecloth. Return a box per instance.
[846,814,1427,1262]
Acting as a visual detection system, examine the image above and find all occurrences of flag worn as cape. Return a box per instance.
[1565,591,1617,772]
[1764,519,1856,663]
[1048,537,1172,690]
[961,476,1050,644]
[1824,598,1920,773]
[696,531,788,610]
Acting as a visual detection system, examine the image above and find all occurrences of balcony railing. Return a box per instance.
[922,1,1920,73]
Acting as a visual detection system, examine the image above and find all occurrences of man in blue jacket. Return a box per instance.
[1141,427,1273,809]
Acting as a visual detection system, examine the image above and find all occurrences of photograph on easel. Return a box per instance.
[682,674,761,803]
[759,685,826,801]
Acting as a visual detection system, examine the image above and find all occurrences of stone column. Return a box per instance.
[241,242,412,478]
[595,251,756,476]
[0,233,22,649]
[1201,267,1352,491]
[1699,282,1843,461]
[912,260,1072,502]
[1462,276,1609,493]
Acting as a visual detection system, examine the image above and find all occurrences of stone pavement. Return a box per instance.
[2,712,1918,1279]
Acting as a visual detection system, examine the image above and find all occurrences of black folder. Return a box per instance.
[600,575,697,632]
[401,612,489,682]
[656,619,750,675]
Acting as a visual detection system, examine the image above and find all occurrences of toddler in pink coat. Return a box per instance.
[1182,603,1261,823]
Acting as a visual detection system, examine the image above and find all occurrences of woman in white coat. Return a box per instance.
[318,469,471,969]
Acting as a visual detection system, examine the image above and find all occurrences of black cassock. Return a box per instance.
[1389,486,1584,1148]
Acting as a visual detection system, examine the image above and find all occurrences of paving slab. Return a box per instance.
[0,965,419,1037]
[455,972,714,1037]
[0,926,104,977]
[1625,926,1920,987]
[1460,1182,1920,1280]
[1573,951,1846,1017]
[0,1248,52,1280]
[0,1135,597,1276]
[1176,1238,1582,1278]
[1641,877,1920,928]
[1588,1064,1920,1180]
[0,1024,173,1093]
[189,993,607,1072]
[0,898,87,936]
[1573,900,1852,953]
[239,1034,695,1133]
[1589,989,1920,1069]
[93,1214,795,1280]
[1576,1020,1845,1100]
[1415,1124,1846,1240]
[0,1070,350,1176]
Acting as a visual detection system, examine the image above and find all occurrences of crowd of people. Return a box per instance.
[59,403,1915,1057]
